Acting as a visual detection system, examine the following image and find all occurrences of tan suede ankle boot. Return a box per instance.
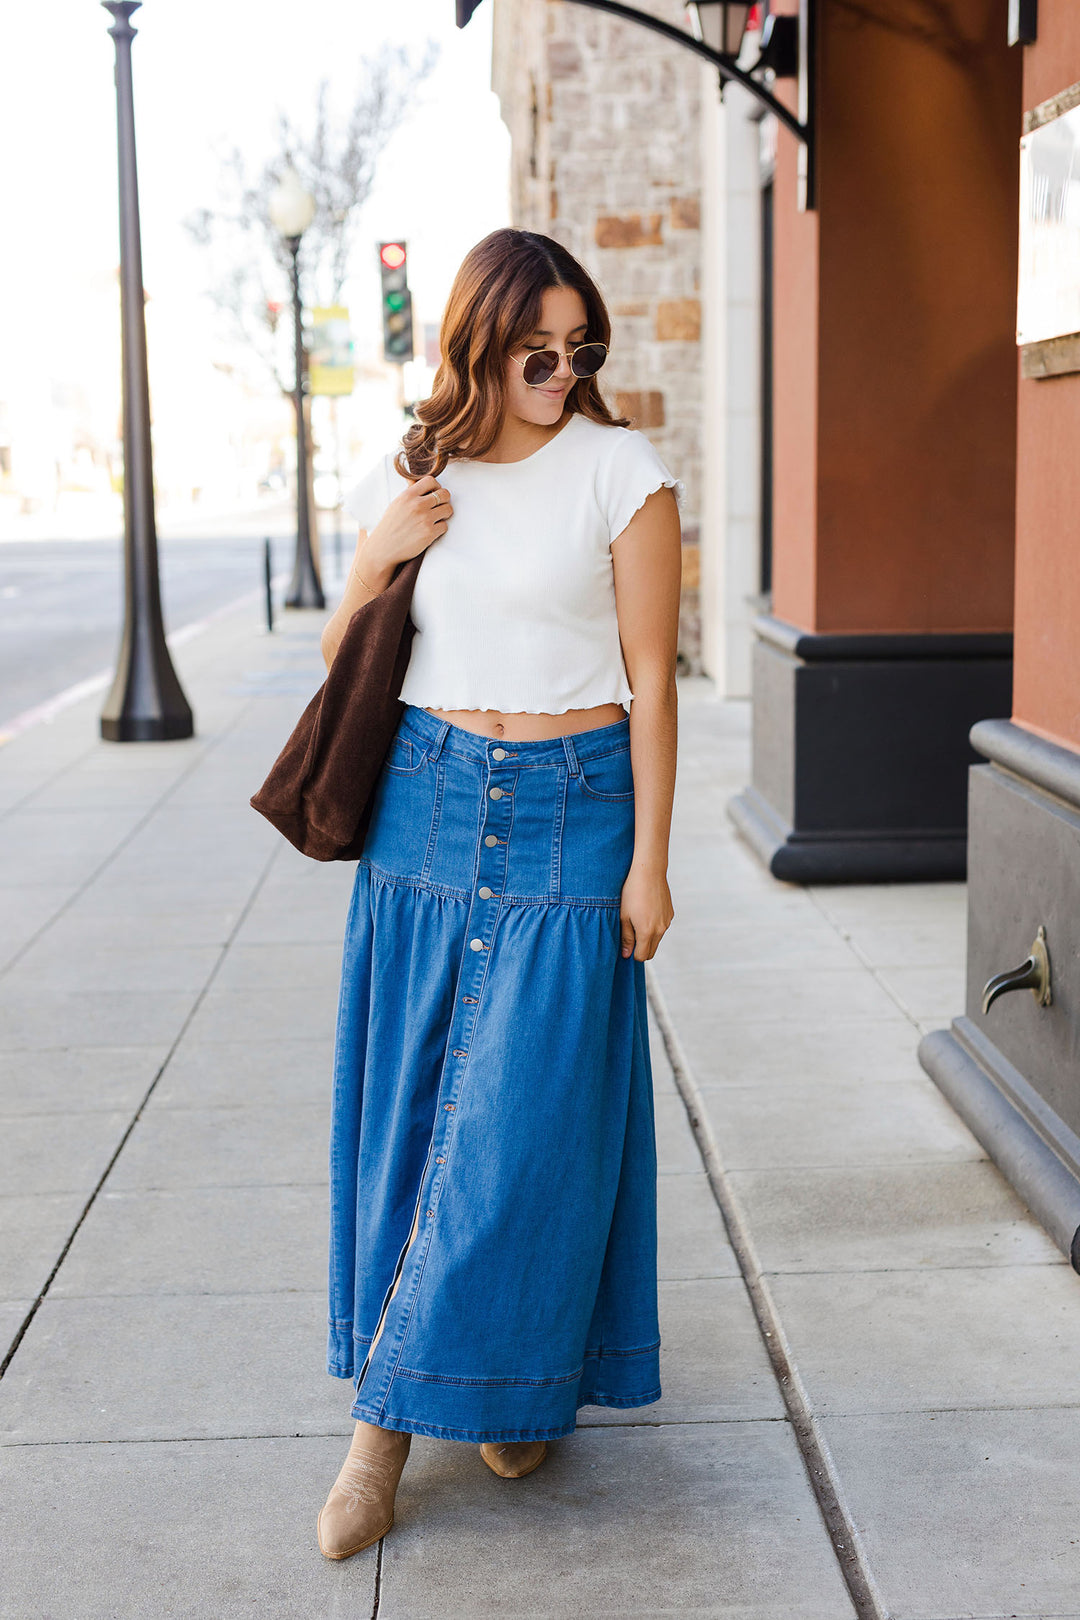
[317,1423,412,1560]
[479,1439,548,1479]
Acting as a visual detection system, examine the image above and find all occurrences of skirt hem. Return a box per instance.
[346,1387,663,1444]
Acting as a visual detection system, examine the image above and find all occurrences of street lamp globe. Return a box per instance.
[270,166,316,239]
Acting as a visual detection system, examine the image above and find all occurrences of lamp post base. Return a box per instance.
[99,647,194,742]
[101,712,195,742]
[284,566,326,611]
[283,579,325,609]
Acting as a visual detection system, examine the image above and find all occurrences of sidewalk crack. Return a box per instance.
[371,1535,384,1618]
[0,821,283,1384]
[647,963,889,1620]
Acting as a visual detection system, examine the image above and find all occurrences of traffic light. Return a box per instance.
[378,241,414,365]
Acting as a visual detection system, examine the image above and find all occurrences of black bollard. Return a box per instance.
[264,538,274,633]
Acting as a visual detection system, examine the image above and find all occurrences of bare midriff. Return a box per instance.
[424,702,626,741]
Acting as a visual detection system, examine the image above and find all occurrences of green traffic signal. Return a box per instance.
[378,240,414,365]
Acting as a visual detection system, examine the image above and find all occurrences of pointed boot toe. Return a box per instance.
[317,1430,411,1560]
[479,1439,548,1479]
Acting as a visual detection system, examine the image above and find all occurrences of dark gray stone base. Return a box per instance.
[727,616,1013,885]
[919,718,1080,1269]
[919,1020,1080,1270]
[728,785,967,884]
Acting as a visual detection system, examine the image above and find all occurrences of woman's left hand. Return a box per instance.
[619,862,674,961]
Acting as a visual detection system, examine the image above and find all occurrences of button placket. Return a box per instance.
[352,743,523,1417]
[424,755,514,1226]
[470,788,511,957]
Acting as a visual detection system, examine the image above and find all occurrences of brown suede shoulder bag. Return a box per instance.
[249,553,423,861]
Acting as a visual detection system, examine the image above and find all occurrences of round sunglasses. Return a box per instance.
[511,341,608,388]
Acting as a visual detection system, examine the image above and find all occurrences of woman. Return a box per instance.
[315,227,681,1561]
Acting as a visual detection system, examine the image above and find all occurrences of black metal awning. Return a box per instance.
[460,0,814,205]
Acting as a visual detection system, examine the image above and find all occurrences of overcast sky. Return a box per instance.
[0,0,510,489]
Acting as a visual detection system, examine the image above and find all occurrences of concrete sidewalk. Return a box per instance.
[1,593,1078,1619]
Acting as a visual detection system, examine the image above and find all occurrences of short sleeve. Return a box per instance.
[342,453,398,532]
[597,430,684,546]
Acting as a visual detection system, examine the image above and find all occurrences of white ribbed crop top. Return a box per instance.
[342,412,681,715]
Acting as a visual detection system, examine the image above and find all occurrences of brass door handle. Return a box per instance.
[981,924,1052,1015]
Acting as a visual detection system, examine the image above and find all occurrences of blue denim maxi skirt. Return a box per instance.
[326,703,661,1443]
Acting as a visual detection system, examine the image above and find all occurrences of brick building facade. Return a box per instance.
[491,0,705,668]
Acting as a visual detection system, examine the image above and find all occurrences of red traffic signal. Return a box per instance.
[378,241,413,364]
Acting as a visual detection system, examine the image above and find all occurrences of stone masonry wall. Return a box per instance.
[491,0,704,669]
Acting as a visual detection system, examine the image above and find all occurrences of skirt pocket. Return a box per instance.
[383,733,429,775]
[576,744,635,803]
[560,768,635,900]
[364,742,443,879]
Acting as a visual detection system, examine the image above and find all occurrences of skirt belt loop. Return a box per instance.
[561,734,581,777]
[427,718,452,762]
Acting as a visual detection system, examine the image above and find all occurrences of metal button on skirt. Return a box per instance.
[326,703,661,1443]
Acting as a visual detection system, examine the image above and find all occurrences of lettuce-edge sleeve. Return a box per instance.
[599,430,684,546]
[342,454,394,532]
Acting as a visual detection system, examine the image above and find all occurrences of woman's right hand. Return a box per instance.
[360,475,453,578]
[325,476,453,670]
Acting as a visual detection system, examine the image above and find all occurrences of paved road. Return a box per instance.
[0,519,351,726]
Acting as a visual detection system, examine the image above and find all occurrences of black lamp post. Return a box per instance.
[270,167,325,611]
[99,0,193,742]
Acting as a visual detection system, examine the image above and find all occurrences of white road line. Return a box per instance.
[0,571,294,746]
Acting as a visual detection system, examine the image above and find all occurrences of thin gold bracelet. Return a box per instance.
[351,562,383,596]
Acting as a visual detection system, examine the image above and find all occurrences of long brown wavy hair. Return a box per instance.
[395,228,628,480]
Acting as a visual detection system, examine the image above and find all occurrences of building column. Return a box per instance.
[729,0,1021,882]
[921,5,1080,1266]
[699,73,766,699]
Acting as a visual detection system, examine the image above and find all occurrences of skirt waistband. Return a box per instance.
[398,704,630,772]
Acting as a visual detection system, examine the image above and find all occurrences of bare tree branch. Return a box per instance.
[183,41,437,397]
